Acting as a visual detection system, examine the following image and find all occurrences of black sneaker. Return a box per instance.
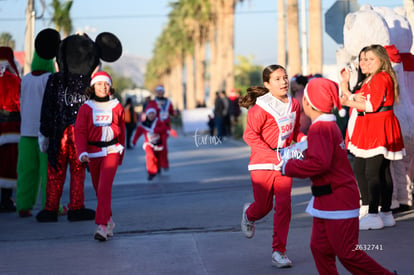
[0,199,16,213]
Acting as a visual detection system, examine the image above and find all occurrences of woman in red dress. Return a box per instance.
[341,44,405,230]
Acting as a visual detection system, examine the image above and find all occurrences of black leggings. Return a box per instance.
[353,155,393,213]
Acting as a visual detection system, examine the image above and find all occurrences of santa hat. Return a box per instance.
[146,108,157,115]
[304,77,346,117]
[0,46,20,78]
[155,85,165,93]
[384,44,401,63]
[90,71,112,87]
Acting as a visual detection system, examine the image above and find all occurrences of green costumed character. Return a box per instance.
[16,52,66,217]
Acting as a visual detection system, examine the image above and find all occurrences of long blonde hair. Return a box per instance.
[364,44,400,103]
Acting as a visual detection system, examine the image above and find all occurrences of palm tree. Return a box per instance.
[0,32,15,49]
[208,0,241,106]
[50,0,73,37]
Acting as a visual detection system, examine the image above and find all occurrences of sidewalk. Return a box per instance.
[1,134,413,274]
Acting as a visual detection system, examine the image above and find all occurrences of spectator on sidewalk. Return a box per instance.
[213,91,224,140]
[124,97,137,149]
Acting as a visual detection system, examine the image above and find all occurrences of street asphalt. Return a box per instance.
[1,131,413,275]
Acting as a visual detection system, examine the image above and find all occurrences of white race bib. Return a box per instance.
[276,112,296,144]
[93,109,112,126]
[160,111,169,121]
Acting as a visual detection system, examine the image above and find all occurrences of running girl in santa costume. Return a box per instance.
[132,108,177,181]
[74,71,125,241]
[239,64,306,268]
[341,44,405,231]
[281,77,395,275]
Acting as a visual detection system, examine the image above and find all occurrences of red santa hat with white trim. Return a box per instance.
[304,77,346,117]
[90,71,112,87]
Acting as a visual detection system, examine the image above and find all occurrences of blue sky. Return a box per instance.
[0,0,404,66]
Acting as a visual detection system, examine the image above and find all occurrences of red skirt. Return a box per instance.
[348,110,405,160]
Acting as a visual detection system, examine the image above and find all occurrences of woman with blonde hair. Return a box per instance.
[341,44,405,230]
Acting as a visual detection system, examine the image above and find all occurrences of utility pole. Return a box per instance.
[24,0,45,74]
[24,0,35,74]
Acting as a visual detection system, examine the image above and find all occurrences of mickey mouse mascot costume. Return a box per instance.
[34,29,122,222]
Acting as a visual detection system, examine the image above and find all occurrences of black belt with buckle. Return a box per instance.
[311,184,333,197]
[358,105,393,116]
[88,138,118,148]
[0,110,21,122]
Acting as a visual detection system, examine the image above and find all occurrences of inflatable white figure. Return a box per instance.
[337,4,414,209]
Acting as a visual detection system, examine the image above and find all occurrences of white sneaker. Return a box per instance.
[94,225,108,241]
[107,217,115,237]
[241,203,255,238]
[379,211,396,227]
[359,205,368,219]
[359,214,384,230]
[272,251,292,268]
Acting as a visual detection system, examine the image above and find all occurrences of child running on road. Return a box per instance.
[281,77,396,275]
[132,108,177,180]
[75,71,125,241]
[239,64,306,268]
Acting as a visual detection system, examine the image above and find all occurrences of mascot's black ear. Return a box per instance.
[95,32,122,62]
[35,28,61,60]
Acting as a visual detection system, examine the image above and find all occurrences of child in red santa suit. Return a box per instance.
[239,64,306,268]
[74,71,125,241]
[132,108,177,181]
[281,77,395,275]
[145,85,176,171]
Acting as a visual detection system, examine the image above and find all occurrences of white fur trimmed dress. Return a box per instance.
[347,71,405,160]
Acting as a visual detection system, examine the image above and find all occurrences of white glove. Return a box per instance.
[38,132,49,153]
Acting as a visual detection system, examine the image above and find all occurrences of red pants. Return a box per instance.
[246,170,292,253]
[311,217,393,275]
[145,146,162,175]
[45,126,86,212]
[89,153,120,225]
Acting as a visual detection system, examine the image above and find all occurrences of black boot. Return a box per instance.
[36,209,58,222]
[0,188,16,212]
[67,208,95,221]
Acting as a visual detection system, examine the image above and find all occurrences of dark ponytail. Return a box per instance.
[239,86,269,109]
